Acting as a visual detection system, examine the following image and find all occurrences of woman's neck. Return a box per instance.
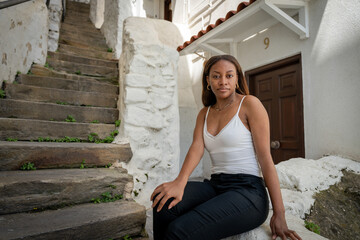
[214,92,237,111]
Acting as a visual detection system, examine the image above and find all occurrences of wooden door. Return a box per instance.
[246,55,304,164]
[164,0,172,22]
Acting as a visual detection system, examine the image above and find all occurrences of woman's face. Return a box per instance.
[207,60,238,99]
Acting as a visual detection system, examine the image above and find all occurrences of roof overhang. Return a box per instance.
[179,0,310,56]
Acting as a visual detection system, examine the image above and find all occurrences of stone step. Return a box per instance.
[61,22,101,34]
[17,74,118,94]
[58,43,115,61]
[46,58,118,78]
[0,99,118,123]
[48,52,117,69]
[0,168,132,214]
[62,19,97,31]
[0,118,115,141]
[0,140,131,170]
[60,28,105,41]
[0,200,146,240]
[59,37,108,52]
[30,64,118,85]
[60,29,107,46]
[59,34,109,50]
[5,83,117,108]
[64,13,92,23]
[66,2,90,12]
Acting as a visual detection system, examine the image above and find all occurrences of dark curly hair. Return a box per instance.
[202,55,249,107]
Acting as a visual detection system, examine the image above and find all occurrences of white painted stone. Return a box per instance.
[125,87,148,104]
[0,0,48,86]
[150,92,172,110]
[90,0,104,29]
[101,0,133,59]
[116,17,180,212]
[125,105,166,129]
[125,74,152,88]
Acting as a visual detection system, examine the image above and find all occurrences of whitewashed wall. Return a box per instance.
[116,17,184,207]
[48,0,63,52]
[0,0,48,86]
[90,0,104,29]
[236,0,360,161]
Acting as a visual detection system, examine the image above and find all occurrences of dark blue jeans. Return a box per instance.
[153,173,269,240]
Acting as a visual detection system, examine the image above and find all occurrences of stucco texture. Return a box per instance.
[0,0,48,86]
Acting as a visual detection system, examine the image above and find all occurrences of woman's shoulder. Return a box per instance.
[242,95,265,115]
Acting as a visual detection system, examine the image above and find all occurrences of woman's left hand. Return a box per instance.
[270,212,302,240]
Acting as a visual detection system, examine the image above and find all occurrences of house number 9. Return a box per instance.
[264,37,270,49]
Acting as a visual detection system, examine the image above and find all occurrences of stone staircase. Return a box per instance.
[0,1,146,239]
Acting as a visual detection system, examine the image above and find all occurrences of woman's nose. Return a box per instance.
[219,76,227,85]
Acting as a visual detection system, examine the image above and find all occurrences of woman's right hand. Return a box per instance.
[150,178,187,212]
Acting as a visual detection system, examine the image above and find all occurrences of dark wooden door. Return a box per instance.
[246,55,304,164]
[164,0,172,22]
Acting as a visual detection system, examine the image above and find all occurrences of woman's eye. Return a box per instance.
[212,75,220,79]
[227,74,234,78]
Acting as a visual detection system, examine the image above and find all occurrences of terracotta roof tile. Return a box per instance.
[177,0,257,52]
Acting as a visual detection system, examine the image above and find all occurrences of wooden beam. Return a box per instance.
[200,43,226,55]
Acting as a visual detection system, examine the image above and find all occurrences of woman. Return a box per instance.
[151,55,301,240]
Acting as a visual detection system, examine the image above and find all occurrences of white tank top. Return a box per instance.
[203,96,261,177]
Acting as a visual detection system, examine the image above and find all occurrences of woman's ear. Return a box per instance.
[206,76,209,85]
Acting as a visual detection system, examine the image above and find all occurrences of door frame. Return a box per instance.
[245,54,305,162]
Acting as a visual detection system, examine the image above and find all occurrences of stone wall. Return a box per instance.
[90,0,104,29]
[115,17,183,209]
[101,0,133,59]
[0,0,48,86]
[48,0,64,52]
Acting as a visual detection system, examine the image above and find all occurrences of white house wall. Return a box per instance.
[236,0,360,161]
[0,0,48,86]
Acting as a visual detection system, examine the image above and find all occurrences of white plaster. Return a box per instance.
[47,0,63,52]
[115,17,181,212]
[90,0,104,29]
[0,0,48,86]
[125,87,148,104]
[101,0,133,59]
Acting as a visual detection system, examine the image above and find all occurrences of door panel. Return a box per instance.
[246,55,304,164]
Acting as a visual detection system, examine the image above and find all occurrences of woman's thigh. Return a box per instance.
[153,181,216,239]
[164,190,269,240]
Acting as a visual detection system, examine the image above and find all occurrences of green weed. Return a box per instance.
[115,120,121,127]
[105,163,112,168]
[20,162,36,170]
[107,48,113,53]
[80,160,86,169]
[109,184,117,189]
[123,235,132,240]
[27,69,33,75]
[6,137,18,142]
[16,71,21,75]
[56,101,68,105]
[65,115,76,122]
[75,70,81,75]
[133,190,139,197]
[91,192,123,204]
[0,89,6,98]
[305,220,320,234]
[44,62,49,68]
[91,120,99,124]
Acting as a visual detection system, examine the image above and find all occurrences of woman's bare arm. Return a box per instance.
[245,95,301,240]
[151,108,207,212]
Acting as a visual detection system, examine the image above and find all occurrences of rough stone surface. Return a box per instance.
[0,168,132,214]
[116,17,180,208]
[90,0,104,29]
[101,0,133,58]
[0,200,145,240]
[306,170,360,240]
[0,118,115,141]
[0,0,48,86]
[0,141,132,170]
[0,99,118,124]
[5,83,118,108]
[48,0,63,52]
[17,74,118,94]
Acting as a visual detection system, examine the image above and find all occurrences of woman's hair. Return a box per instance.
[202,55,249,106]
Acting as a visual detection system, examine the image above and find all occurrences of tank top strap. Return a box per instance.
[205,106,211,122]
[236,96,246,115]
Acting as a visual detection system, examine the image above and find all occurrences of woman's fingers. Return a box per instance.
[151,191,165,208]
[156,194,171,212]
